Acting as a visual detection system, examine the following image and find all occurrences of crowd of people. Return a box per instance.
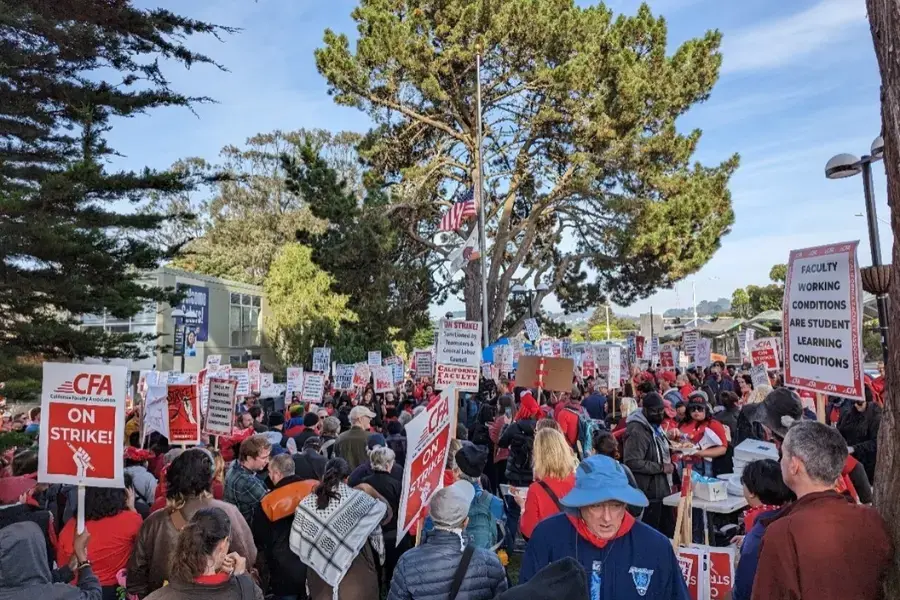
[0,359,894,600]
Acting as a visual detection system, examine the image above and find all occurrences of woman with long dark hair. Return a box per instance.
[56,487,142,600]
[143,507,262,600]
[289,458,387,599]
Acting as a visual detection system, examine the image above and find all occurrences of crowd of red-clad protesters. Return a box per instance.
[0,362,894,600]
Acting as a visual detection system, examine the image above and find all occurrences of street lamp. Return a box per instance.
[171,308,199,373]
[825,135,889,364]
[511,282,550,318]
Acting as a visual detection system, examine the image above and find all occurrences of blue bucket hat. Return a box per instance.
[561,455,649,511]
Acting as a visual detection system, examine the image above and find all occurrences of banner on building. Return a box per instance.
[176,284,210,342]
[39,363,127,487]
[167,384,200,445]
[397,385,458,544]
[783,241,864,400]
[204,378,236,437]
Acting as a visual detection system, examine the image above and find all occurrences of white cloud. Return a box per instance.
[721,0,868,75]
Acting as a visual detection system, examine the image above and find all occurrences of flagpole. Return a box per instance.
[476,51,489,349]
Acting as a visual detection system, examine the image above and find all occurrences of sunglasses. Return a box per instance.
[690,406,707,413]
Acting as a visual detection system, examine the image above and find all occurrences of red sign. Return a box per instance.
[677,547,706,600]
[749,337,780,371]
[659,349,675,371]
[397,387,457,543]
[635,336,645,360]
[167,384,200,444]
[39,363,126,487]
[707,548,735,599]
[373,366,393,394]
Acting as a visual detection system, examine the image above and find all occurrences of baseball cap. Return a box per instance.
[561,455,649,510]
[349,406,377,421]
[367,433,387,450]
[659,371,676,384]
[429,480,476,528]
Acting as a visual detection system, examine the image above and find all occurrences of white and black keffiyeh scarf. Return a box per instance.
[289,482,386,599]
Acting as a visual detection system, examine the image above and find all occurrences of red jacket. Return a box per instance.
[752,491,891,600]
[556,404,582,447]
[520,475,575,539]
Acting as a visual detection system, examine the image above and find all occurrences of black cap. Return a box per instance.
[267,412,285,428]
[495,558,588,600]
[763,387,803,437]
[642,392,664,410]
[455,442,488,478]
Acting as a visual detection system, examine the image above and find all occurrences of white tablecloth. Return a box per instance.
[662,492,748,514]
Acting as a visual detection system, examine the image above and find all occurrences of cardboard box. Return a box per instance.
[694,480,728,502]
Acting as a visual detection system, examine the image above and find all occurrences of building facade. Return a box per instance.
[81,267,275,372]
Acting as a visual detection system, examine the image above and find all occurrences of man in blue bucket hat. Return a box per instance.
[519,455,689,600]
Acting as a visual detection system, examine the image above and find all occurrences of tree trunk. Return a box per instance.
[867,0,900,595]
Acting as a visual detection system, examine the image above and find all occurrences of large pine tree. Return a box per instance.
[0,1,234,401]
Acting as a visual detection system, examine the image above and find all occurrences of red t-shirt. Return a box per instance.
[556,405,581,447]
[520,474,576,539]
[57,510,143,586]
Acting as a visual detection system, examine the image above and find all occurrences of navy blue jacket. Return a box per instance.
[520,514,689,600]
[388,529,508,600]
[583,392,608,421]
[733,507,781,600]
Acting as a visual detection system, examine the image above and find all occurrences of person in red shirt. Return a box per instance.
[556,385,585,449]
[57,486,143,597]
[677,373,695,400]
[520,428,576,538]
[677,393,728,476]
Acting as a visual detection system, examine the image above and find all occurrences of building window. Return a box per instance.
[230,293,261,347]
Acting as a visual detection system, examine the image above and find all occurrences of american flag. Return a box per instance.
[439,190,476,232]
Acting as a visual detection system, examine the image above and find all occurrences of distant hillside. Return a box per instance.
[664,298,731,318]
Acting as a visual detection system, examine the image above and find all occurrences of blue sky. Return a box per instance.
[115,0,889,319]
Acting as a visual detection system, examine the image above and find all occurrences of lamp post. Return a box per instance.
[825,135,889,365]
[171,307,199,373]
[511,282,550,319]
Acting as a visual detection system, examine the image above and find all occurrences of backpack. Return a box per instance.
[567,406,601,460]
[465,491,498,550]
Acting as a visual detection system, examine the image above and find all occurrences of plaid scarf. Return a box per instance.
[289,482,386,600]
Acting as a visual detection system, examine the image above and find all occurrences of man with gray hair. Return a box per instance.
[388,481,508,600]
[752,421,891,600]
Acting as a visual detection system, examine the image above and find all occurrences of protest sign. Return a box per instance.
[143,385,169,440]
[595,346,622,389]
[524,318,540,342]
[749,338,780,370]
[659,347,676,372]
[682,330,699,357]
[551,339,562,357]
[373,366,394,394]
[481,362,492,379]
[434,364,479,392]
[335,364,355,390]
[397,385,458,543]
[232,368,250,396]
[650,336,660,360]
[260,372,274,393]
[247,359,261,394]
[783,241,864,399]
[167,384,200,445]
[561,338,572,358]
[581,347,595,378]
[368,351,383,367]
[494,345,513,372]
[285,367,303,399]
[539,339,553,357]
[312,348,331,373]
[204,378,236,437]
[353,363,371,388]
[384,356,405,383]
[205,355,222,370]
[414,351,433,379]
[635,336,646,361]
[677,547,707,600]
[436,320,482,368]
[695,338,712,368]
[737,329,755,359]
[197,368,209,415]
[301,373,325,403]
[39,363,126,487]
[706,546,736,600]
[516,356,575,392]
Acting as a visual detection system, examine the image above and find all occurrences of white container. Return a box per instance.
[695,480,728,502]
[733,439,779,464]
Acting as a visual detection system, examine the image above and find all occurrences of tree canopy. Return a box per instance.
[730,263,787,317]
[0,1,231,400]
[315,0,738,340]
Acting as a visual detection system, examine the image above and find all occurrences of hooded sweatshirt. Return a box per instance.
[0,522,100,600]
[622,410,672,501]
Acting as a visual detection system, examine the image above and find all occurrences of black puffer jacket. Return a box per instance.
[497,419,536,486]
[837,403,881,483]
[622,410,671,501]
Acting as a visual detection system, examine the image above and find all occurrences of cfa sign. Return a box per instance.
[39,362,126,487]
